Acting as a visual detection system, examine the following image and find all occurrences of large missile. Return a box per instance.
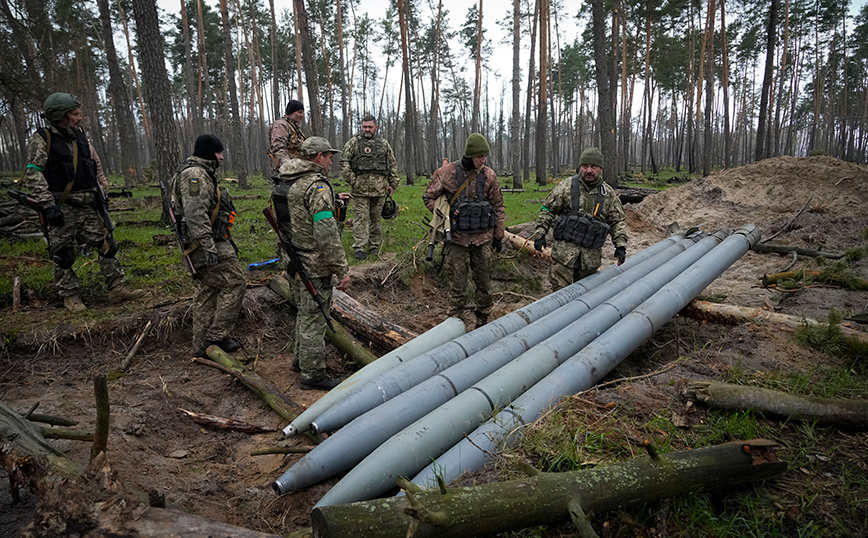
[305,235,683,436]
[410,225,761,490]
[271,234,703,495]
[313,229,735,507]
[282,317,466,437]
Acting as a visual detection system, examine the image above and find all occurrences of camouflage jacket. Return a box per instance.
[340,134,399,197]
[534,175,627,269]
[171,155,221,256]
[24,125,99,209]
[269,116,306,174]
[278,158,348,281]
[423,161,505,248]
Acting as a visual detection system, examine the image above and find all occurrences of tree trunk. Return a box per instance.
[522,0,539,185]
[510,0,522,188]
[535,0,549,187]
[332,289,417,350]
[720,0,731,168]
[311,440,785,538]
[755,0,778,161]
[397,0,417,185]
[686,381,868,429]
[702,0,716,177]
[131,0,181,225]
[196,0,213,131]
[293,0,323,135]
[471,0,483,133]
[219,0,249,189]
[96,0,141,188]
[591,0,617,182]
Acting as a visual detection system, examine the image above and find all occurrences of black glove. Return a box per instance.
[534,236,547,252]
[44,206,64,227]
[614,246,626,265]
[492,238,502,253]
[205,251,219,266]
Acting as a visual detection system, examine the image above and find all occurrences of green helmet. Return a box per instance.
[42,93,82,123]
[381,196,399,220]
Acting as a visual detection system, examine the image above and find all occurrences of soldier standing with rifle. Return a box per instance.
[273,137,351,390]
[340,115,399,260]
[171,134,246,357]
[22,92,143,312]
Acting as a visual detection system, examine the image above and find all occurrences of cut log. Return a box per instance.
[332,289,416,351]
[761,270,868,290]
[311,440,785,538]
[752,243,843,259]
[686,381,868,429]
[681,300,868,345]
[504,230,552,261]
[267,273,384,364]
[178,408,278,433]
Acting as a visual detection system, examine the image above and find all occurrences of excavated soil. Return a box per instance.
[1,155,867,537]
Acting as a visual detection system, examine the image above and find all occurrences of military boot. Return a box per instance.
[63,295,87,313]
[474,312,489,329]
[108,284,145,303]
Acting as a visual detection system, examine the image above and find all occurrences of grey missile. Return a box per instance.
[271,234,701,495]
[306,233,686,435]
[410,224,761,490]
[313,229,733,507]
[282,317,465,437]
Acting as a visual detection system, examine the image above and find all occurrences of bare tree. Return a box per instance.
[397,0,417,184]
[535,0,549,187]
[590,0,617,184]
[755,0,778,161]
[293,0,323,135]
[218,0,248,189]
[510,0,521,188]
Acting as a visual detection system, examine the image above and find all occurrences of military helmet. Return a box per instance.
[381,196,399,220]
[43,93,83,123]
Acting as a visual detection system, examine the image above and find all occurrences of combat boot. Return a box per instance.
[63,295,87,313]
[300,376,344,391]
[354,250,367,260]
[205,337,241,352]
[474,312,488,329]
[108,284,145,303]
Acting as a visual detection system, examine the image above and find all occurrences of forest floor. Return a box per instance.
[1,155,867,537]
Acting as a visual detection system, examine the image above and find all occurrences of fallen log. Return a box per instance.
[311,439,785,538]
[761,270,868,290]
[752,243,843,259]
[681,300,868,345]
[332,289,416,351]
[268,274,379,365]
[179,408,278,433]
[504,230,552,261]
[686,381,868,429]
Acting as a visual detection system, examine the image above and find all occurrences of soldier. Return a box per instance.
[340,115,399,260]
[423,133,505,328]
[277,137,351,390]
[268,99,307,177]
[532,147,627,291]
[171,134,246,356]
[23,92,144,312]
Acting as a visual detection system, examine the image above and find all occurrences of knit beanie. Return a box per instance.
[464,133,490,158]
[286,100,304,115]
[580,147,604,168]
[193,134,224,161]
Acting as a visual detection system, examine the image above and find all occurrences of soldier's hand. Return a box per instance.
[614,246,626,265]
[388,186,395,197]
[205,251,219,266]
[44,206,64,227]
[534,236,546,252]
[492,238,503,253]
[336,274,351,291]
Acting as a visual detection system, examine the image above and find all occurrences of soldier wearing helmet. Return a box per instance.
[275,137,352,391]
[23,92,143,312]
[340,115,399,260]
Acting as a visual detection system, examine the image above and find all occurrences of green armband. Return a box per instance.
[26,163,44,172]
[312,210,334,222]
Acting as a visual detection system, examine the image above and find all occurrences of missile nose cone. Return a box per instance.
[309,422,320,435]
[283,424,297,437]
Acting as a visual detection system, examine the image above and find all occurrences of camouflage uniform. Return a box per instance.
[341,133,399,253]
[278,158,348,384]
[269,116,306,175]
[534,175,627,290]
[171,155,246,352]
[423,161,505,320]
[23,125,126,298]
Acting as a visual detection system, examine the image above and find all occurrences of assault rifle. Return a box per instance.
[158,174,196,275]
[7,189,52,255]
[262,207,334,332]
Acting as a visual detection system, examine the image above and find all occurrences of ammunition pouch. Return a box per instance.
[552,214,610,248]
[335,198,348,222]
[451,200,496,232]
[350,137,389,173]
[52,245,77,269]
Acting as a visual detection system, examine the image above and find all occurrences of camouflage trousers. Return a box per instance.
[293,275,333,383]
[351,195,386,251]
[443,242,493,319]
[549,260,599,292]
[192,241,246,349]
[49,203,124,297]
